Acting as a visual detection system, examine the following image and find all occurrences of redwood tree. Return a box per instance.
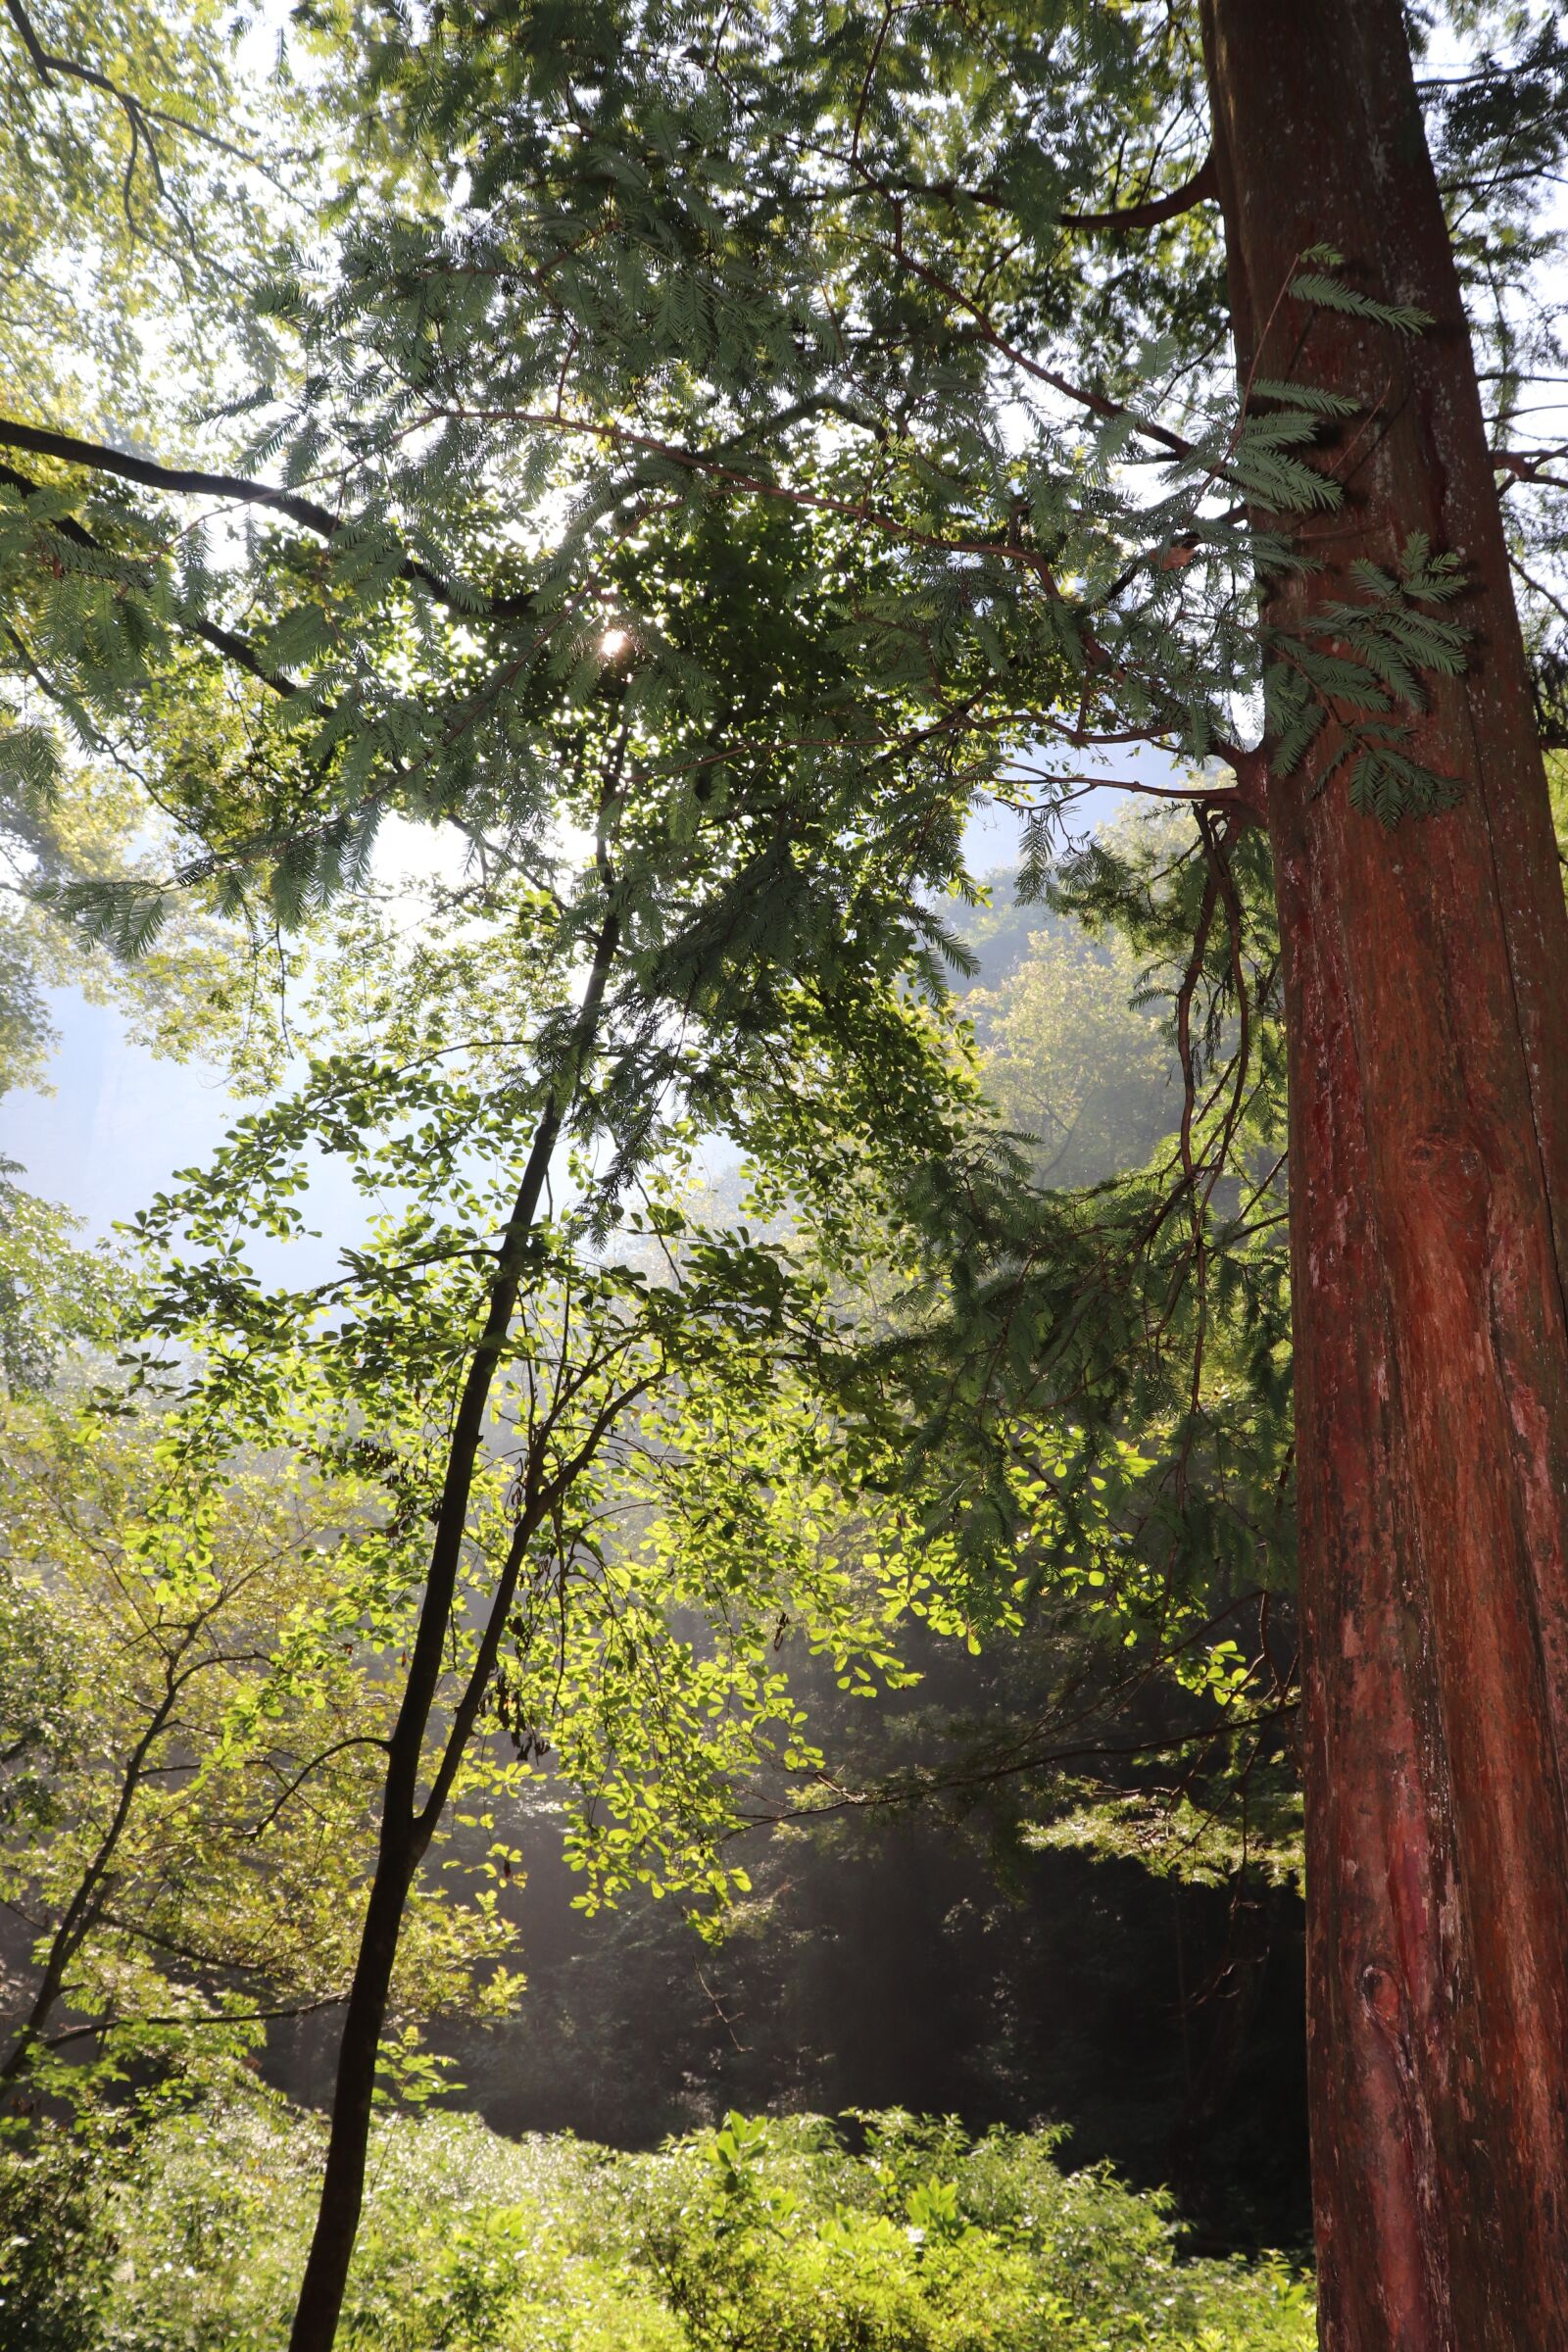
[1203,6,1568,2341]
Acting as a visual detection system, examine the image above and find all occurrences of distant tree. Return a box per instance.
[965,829,1178,1190]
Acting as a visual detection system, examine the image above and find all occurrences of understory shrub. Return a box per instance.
[0,2126,115,2352]
[8,2097,1312,2351]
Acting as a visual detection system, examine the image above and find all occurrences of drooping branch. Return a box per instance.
[0,456,302,694]
[1060,153,1218,233]
[3,0,257,173]
[0,416,534,623]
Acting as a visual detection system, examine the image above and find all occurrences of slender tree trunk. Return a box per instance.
[287,1843,416,2350]
[287,880,622,2352]
[1200,5,1568,2342]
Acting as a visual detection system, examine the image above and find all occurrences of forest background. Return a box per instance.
[5,2,1567,2348]
[12,809,1311,2230]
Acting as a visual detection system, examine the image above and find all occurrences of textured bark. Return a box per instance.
[1200,5,1568,2344]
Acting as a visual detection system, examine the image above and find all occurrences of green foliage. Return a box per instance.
[830,804,1301,1881]
[904,805,1294,1623]
[964,907,1175,1188]
[1025,1781,1305,1892]
[103,928,1046,1932]
[4,1,1531,977]
[0,1398,518,2105]
[0,1165,111,1396]
[0,748,273,1092]
[0,0,293,410]
[0,13,1547,1924]
[40,2098,1313,2352]
[1263,534,1470,822]
[0,737,295,1408]
[629,2107,1313,2352]
[10,12,1563,2325]
[0,2125,114,2352]
[1287,248,1434,338]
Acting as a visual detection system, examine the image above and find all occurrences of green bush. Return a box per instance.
[0,2128,115,2352]
[73,2097,1311,2351]
[627,2111,1312,2352]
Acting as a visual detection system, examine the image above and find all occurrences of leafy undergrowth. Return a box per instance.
[3,2102,1314,2352]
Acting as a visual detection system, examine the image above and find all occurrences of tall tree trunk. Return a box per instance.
[1200,5,1568,2343]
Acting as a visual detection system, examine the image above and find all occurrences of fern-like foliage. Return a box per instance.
[1264,534,1469,823]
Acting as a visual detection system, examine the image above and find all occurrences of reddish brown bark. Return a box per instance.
[1200,4,1568,2343]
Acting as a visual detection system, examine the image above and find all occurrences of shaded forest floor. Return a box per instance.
[5,2100,1312,2350]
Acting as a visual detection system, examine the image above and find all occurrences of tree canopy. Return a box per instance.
[9,3,1568,2346]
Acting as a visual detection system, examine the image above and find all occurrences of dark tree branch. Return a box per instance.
[39,1992,346,2053]
[0,456,301,694]
[3,0,258,170]
[286,761,628,2352]
[737,1706,1300,1829]
[1060,152,1219,232]
[247,1736,393,1839]
[0,417,534,623]
[881,239,1204,466]
[1494,444,1568,485]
